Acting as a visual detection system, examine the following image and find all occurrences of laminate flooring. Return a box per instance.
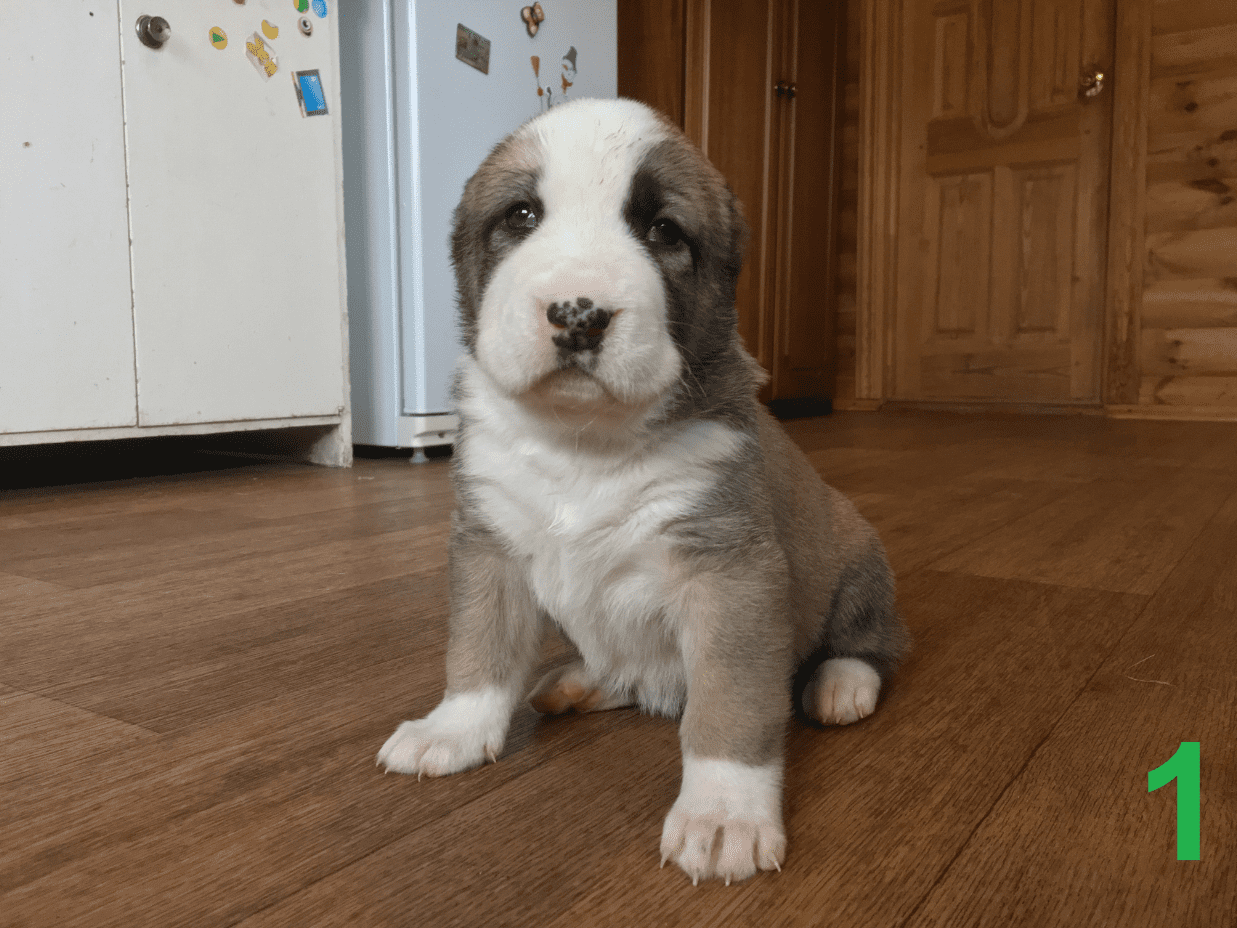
[2,411,1234,927]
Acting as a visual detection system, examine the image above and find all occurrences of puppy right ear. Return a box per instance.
[450,194,483,351]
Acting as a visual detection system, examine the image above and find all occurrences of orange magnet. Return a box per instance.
[209,26,228,49]
[261,20,279,40]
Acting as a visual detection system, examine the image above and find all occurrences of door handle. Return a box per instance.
[136,15,171,49]
[1080,68,1105,100]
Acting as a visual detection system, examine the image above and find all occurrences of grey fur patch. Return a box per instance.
[450,133,544,352]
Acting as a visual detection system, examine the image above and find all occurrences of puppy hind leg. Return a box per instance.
[799,545,910,727]
[806,657,882,726]
[527,659,633,715]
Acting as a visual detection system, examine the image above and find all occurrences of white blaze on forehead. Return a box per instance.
[525,99,669,223]
[474,99,682,408]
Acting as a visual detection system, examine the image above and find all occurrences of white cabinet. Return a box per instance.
[2,3,137,435]
[1,0,350,462]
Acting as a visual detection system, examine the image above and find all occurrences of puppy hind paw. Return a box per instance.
[527,660,632,715]
[810,657,881,726]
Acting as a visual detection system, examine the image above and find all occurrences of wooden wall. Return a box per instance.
[832,0,862,406]
[616,0,686,127]
[1139,0,1237,410]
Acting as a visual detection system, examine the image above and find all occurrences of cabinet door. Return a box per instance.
[119,0,345,426]
[687,0,786,387]
[771,0,846,402]
[1,2,137,436]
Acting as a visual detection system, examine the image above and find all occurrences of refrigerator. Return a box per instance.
[341,1,618,451]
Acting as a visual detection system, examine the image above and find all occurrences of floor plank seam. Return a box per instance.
[893,589,1160,926]
[0,681,162,737]
[219,742,573,928]
[912,479,1084,576]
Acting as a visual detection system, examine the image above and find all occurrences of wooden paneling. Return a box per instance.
[1141,0,1237,410]
[832,0,861,406]
[616,0,686,126]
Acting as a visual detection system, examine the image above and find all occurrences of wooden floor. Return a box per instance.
[2,410,1235,928]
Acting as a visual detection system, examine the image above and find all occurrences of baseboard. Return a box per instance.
[831,397,884,412]
[1105,405,1237,422]
[878,400,1104,417]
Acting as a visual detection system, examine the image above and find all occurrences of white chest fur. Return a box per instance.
[457,367,745,713]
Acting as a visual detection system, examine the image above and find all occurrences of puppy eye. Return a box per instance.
[646,218,684,248]
[505,202,539,234]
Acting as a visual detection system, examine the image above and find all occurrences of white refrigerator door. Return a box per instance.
[398,1,617,418]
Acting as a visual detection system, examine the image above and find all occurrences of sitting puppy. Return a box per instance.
[377,98,909,885]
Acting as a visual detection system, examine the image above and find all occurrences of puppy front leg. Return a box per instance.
[660,571,792,885]
[378,525,541,777]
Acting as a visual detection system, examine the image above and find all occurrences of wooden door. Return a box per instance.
[684,0,845,405]
[770,0,846,404]
[893,0,1115,403]
[686,0,786,388]
[119,0,346,427]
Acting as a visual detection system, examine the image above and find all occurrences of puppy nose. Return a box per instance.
[546,297,615,353]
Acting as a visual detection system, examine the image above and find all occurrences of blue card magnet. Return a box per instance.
[293,69,328,117]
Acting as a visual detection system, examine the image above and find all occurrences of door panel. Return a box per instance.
[119,0,345,426]
[693,0,782,376]
[895,0,1114,403]
[1,2,137,435]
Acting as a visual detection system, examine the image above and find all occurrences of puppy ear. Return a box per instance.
[722,188,750,290]
[450,194,483,350]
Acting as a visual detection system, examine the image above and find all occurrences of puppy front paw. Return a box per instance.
[376,689,512,777]
[659,756,786,885]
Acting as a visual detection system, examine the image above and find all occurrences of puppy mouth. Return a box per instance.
[529,367,610,408]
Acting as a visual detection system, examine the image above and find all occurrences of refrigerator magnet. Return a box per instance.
[293,69,329,117]
[246,33,278,80]
[298,17,313,36]
[456,24,491,74]
[209,27,228,50]
[262,20,279,40]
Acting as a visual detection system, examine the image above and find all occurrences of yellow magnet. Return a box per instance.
[294,0,308,12]
[261,20,279,40]
[209,26,228,49]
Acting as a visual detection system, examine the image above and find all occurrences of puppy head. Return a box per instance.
[451,98,748,423]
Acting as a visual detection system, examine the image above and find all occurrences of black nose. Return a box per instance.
[546,297,614,353]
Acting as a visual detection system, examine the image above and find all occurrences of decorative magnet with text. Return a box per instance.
[293,69,328,117]
[246,32,278,79]
[209,26,227,50]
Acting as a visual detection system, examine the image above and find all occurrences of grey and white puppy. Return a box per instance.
[377,98,909,885]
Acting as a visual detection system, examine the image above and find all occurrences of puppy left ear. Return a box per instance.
[722,188,749,289]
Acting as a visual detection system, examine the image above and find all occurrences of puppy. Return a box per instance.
[377,98,910,885]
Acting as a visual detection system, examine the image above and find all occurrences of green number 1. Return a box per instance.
[1147,741,1201,860]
